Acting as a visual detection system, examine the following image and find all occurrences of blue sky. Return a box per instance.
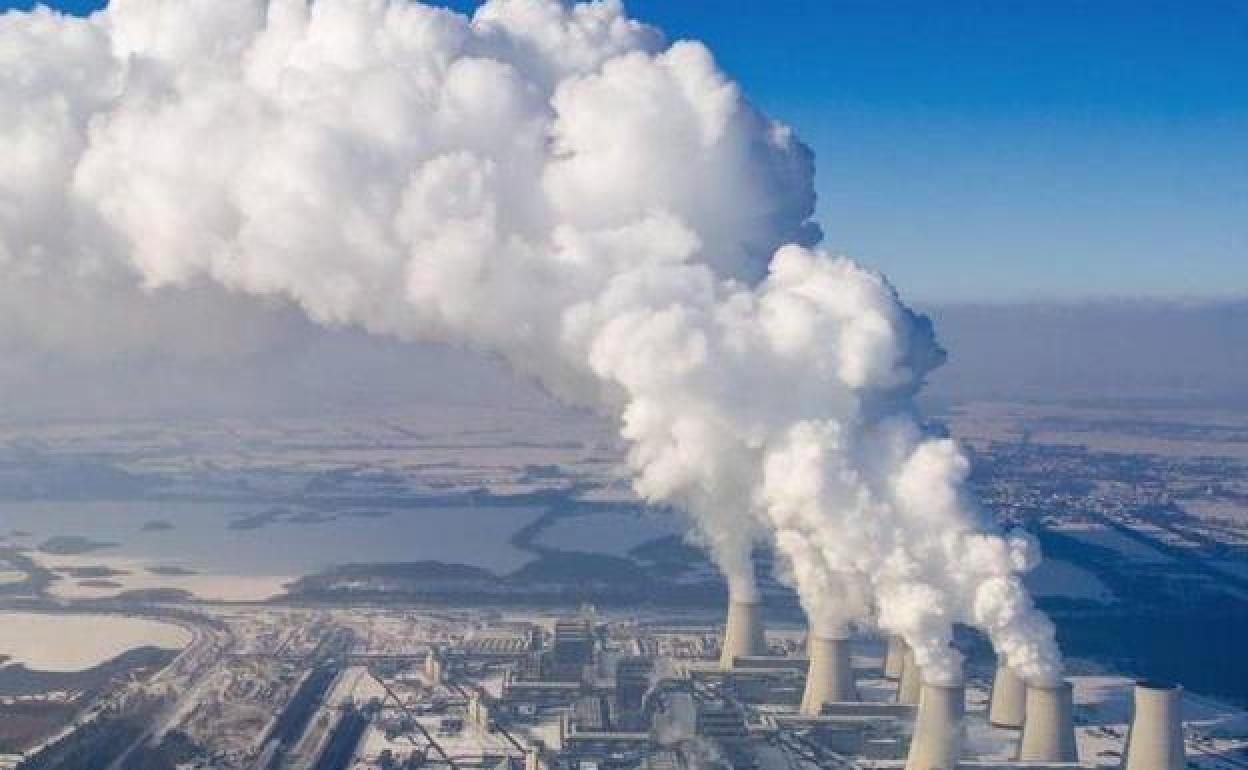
[4,0,1246,302]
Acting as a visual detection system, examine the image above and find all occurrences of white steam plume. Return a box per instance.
[0,0,1061,683]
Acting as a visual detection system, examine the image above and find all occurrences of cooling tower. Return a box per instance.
[1123,682,1186,770]
[719,599,767,669]
[800,635,857,715]
[884,635,907,680]
[988,664,1026,729]
[905,680,966,770]
[897,649,921,705]
[1018,680,1078,762]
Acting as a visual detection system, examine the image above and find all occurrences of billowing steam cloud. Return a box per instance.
[0,0,1060,683]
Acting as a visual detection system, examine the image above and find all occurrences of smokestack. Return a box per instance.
[905,680,965,770]
[897,649,921,705]
[1123,682,1185,770]
[988,664,1026,729]
[1018,680,1078,762]
[883,635,907,680]
[800,635,857,714]
[719,599,766,669]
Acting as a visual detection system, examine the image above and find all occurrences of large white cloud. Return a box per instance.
[0,0,1060,683]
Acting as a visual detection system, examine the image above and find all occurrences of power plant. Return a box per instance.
[799,635,857,714]
[905,680,966,770]
[989,663,1027,728]
[718,599,767,669]
[1018,680,1079,762]
[660,597,1196,770]
[898,648,922,705]
[13,583,1207,770]
[1124,682,1188,770]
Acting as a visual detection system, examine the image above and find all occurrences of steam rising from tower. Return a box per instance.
[0,0,1062,684]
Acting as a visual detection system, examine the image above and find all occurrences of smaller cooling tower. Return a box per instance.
[800,635,857,715]
[988,664,1026,729]
[719,599,766,669]
[884,635,907,680]
[1123,682,1186,770]
[1018,680,1078,762]
[897,649,921,705]
[905,680,966,770]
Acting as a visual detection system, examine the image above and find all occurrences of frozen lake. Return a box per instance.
[0,500,543,583]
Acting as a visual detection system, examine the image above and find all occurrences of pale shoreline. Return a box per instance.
[0,611,192,672]
[30,551,294,603]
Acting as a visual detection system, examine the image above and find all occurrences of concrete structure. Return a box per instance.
[1018,680,1078,762]
[905,681,965,770]
[897,650,921,705]
[1123,682,1186,770]
[988,664,1026,729]
[554,619,594,665]
[424,649,445,685]
[800,635,857,715]
[884,636,907,680]
[615,656,653,729]
[698,701,754,768]
[719,600,767,669]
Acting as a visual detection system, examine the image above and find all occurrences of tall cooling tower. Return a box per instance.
[884,635,907,680]
[988,664,1026,729]
[1123,682,1186,770]
[905,680,966,770]
[1018,680,1078,762]
[719,599,766,669]
[897,649,921,705]
[800,635,857,715]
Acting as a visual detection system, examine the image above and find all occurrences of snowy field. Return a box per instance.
[0,611,191,671]
[1048,520,1174,563]
[31,552,293,602]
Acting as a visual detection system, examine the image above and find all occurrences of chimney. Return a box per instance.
[897,649,921,705]
[800,635,857,715]
[905,680,966,770]
[884,635,907,680]
[719,599,766,669]
[1123,682,1185,770]
[1018,680,1078,762]
[988,664,1026,729]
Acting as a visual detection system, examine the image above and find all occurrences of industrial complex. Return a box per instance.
[5,594,1218,770]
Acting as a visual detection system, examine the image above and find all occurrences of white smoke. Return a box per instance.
[0,0,1061,684]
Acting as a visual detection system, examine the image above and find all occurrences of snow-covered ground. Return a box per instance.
[0,611,191,671]
[0,570,25,586]
[31,552,293,602]
[1048,520,1174,563]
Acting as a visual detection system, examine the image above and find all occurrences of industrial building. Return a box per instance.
[341,601,1198,770]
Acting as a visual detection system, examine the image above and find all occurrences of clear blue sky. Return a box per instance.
[5,0,1246,302]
